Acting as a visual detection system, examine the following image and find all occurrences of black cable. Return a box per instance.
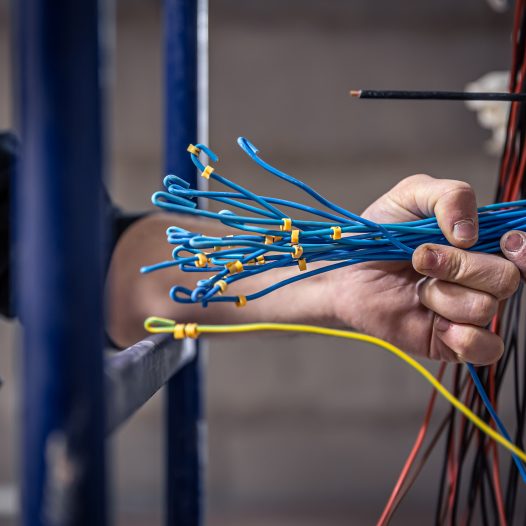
[350,90,526,102]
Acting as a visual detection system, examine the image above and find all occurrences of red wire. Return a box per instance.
[376,363,447,526]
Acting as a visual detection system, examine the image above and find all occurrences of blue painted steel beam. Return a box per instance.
[105,335,195,434]
[163,1,203,525]
[15,1,107,524]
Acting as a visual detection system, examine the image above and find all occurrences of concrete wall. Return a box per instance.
[0,1,516,525]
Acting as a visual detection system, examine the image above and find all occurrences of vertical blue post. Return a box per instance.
[164,1,203,525]
[15,1,107,525]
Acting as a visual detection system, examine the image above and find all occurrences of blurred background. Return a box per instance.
[0,0,516,524]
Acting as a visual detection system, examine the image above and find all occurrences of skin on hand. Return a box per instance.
[329,174,520,365]
[107,174,523,361]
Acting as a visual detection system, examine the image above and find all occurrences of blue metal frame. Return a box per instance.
[14,0,204,524]
[163,1,203,525]
[15,1,107,525]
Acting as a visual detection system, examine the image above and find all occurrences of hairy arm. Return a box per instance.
[106,213,336,347]
[108,175,522,367]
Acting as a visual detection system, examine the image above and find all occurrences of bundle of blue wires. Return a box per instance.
[142,137,526,308]
[141,137,526,480]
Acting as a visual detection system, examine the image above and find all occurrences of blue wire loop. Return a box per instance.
[142,138,526,473]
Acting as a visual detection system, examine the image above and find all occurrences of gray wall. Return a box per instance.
[0,1,514,525]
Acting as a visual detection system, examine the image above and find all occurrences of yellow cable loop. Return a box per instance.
[143,317,526,464]
[256,255,266,265]
[297,258,307,271]
[187,144,201,156]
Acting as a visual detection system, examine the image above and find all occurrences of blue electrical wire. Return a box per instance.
[143,138,526,477]
[466,363,526,482]
[143,137,526,310]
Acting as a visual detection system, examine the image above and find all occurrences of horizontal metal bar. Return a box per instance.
[105,335,195,433]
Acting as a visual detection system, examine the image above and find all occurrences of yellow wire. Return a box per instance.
[144,316,526,464]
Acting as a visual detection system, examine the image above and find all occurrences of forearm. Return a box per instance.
[106,213,341,347]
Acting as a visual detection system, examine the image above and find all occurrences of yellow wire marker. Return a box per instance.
[235,296,247,307]
[331,226,342,240]
[201,165,214,179]
[216,280,227,294]
[187,144,201,156]
[226,260,244,274]
[291,245,304,259]
[291,229,300,244]
[195,253,208,268]
[143,316,526,465]
[280,218,292,231]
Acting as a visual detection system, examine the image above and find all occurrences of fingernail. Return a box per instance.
[453,219,476,242]
[504,232,524,253]
[421,248,438,270]
[435,316,451,332]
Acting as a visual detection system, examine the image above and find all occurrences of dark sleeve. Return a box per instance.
[0,131,146,321]
[0,132,17,318]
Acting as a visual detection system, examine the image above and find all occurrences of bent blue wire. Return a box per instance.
[466,363,526,482]
[144,138,526,475]
[143,137,526,311]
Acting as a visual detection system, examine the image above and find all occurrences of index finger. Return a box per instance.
[412,243,520,300]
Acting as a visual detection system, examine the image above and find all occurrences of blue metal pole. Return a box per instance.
[15,1,107,525]
[163,1,203,525]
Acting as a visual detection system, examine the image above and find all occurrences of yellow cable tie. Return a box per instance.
[201,165,215,179]
[235,296,247,307]
[226,260,244,274]
[184,323,199,338]
[297,258,307,271]
[291,245,303,259]
[213,246,221,252]
[174,323,186,339]
[256,255,265,265]
[265,235,275,245]
[216,280,227,294]
[331,226,342,240]
[187,144,201,156]
[291,229,300,245]
[280,218,292,231]
[195,253,208,268]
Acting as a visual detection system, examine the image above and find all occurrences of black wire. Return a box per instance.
[352,90,526,102]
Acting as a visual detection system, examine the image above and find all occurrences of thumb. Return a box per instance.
[501,230,526,278]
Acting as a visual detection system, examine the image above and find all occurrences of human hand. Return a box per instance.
[330,175,520,364]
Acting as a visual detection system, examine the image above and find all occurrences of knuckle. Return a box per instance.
[456,327,477,354]
[443,249,467,281]
[397,174,432,189]
[439,181,474,202]
[496,262,521,298]
[469,293,497,325]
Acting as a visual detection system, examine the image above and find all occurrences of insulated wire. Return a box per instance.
[144,318,526,464]
[467,362,526,481]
